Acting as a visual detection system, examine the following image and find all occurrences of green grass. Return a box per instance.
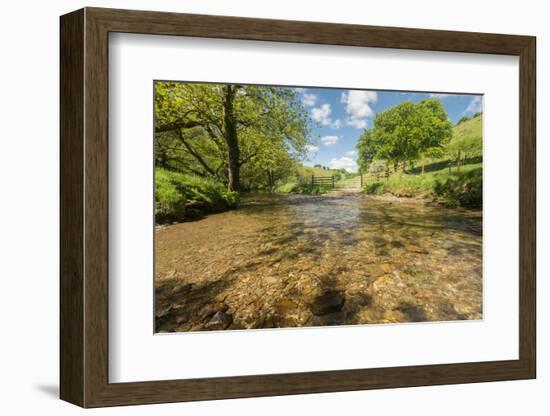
[364,163,482,207]
[363,114,483,208]
[452,114,482,152]
[433,167,482,208]
[335,174,361,187]
[294,165,348,182]
[155,168,239,222]
[275,182,332,195]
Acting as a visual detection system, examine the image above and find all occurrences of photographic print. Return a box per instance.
[154,82,483,332]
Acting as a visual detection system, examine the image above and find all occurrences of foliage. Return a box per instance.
[154,82,311,192]
[274,182,299,193]
[356,129,377,172]
[363,163,482,207]
[356,99,453,170]
[364,181,386,195]
[155,168,187,220]
[288,183,332,194]
[155,168,239,222]
[433,168,482,208]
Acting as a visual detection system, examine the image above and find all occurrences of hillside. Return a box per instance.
[363,113,483,207]
[448,113,483,159]
[453,113,482,149]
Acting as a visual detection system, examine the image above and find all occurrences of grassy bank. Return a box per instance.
[275,182,332,194]
[362,113,482,208]
[364,164,482,208]
[155,168,239,223]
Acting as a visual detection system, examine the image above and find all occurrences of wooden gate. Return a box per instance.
[310,175,335,188]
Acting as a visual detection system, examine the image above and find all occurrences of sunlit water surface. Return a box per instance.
[155,193,482,332]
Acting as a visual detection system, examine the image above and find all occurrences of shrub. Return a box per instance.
[274,182,298,193]
[223,191,240,208]
[155,169,186,220]
[364,182,385,195]
[155,169,238,222]
[433,168,482,208]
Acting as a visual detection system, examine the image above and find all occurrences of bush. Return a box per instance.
[223,191,240,208]
[433,168,482,208]
[155,169,187,221]
[155,169,238,222]
[363,164,482,208]
[364,182,385,195]
[274,182,298,193]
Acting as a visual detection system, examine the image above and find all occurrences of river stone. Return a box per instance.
[310,291,345,316]
[405,244,429,254]
[198,303,228,320]
[205,311,233,330]
[265,275,279,285]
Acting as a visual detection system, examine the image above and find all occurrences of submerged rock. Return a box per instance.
[205,311,233,330]
[310,291,345,316]
[198,302,228,320]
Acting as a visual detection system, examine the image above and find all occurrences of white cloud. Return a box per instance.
[465,96,482,114]
[331,119,342,129]
[301,93,317,107]
[329,156,358,172]
[321,135,338,146]
[294,87,306,93]
[345,117,368,129]
[429,93,450,99]
[305,144,319,152]
[345,150,357,157]
[311,103,332,126]
[341,90,377,129]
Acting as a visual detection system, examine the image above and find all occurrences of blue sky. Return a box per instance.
[294,87,483,172]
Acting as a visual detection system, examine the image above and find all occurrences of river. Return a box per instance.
[155,193,482,332]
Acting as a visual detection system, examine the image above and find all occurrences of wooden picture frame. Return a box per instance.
[60,7,536,408]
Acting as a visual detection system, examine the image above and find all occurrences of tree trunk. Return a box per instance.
[223,85,240,192]
[456,150,461,173]
[266,169,274,191]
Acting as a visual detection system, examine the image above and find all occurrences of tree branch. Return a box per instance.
[239,151,258,167]
[175,128,216,176]
[155,120,202,133]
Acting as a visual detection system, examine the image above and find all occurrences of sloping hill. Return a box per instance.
[450,113,482,158]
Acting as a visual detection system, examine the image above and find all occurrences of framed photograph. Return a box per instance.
[60,7,536,407]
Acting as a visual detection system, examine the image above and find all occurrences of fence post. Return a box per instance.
[332,176,335,188]
[311,174,314,185]
[360,173,363,188]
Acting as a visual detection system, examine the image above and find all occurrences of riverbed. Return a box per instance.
[155,193,482,332]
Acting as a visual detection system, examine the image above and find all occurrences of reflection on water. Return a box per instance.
[155,193,482,332]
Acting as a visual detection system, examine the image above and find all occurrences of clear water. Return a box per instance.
[155,193,482,332]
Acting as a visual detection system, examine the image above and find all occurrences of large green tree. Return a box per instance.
[356,98,452,172]
[154,82,310,191]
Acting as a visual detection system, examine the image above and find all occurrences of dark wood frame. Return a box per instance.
[60,7,536,408]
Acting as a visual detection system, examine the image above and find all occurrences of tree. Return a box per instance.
[356,129,377,172]
[415,99,454,174]
[356,99,452,173]
[154,82,310,192]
